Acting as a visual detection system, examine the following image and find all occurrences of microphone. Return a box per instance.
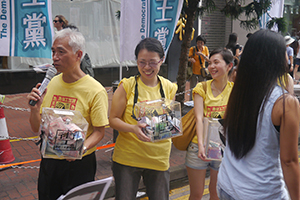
[29,67,57,106]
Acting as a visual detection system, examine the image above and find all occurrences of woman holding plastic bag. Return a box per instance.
[185,48,234,200]
[218,30,300,200]
[109,37,177,200]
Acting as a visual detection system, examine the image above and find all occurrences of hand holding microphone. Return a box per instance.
[29,67,57,106]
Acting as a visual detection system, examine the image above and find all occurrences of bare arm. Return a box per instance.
[27,83,44,133]
[289,56,294,72]
[286,74,294,95]
[236,48,242,57]
[109,83,150,142]
[273,95,300,200]
[84,126,105,150]
[194,93,206,160]
[197,51,210,62]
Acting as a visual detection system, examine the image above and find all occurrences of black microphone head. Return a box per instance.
[45,67,57,80]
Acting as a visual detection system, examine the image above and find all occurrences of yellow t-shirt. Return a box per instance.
[112,76,178,171]
[277,73,290,88]
[191,79,233,144]
[40,74,109,156]
[189,46,209,75]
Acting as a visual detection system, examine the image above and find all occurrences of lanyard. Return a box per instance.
[131,75,165,121]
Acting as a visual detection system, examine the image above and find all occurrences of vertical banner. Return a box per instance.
[0,0,53,58]
[259,0,284,31]
[120,0,184,63]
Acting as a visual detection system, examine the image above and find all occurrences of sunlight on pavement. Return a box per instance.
[141,149,300,200]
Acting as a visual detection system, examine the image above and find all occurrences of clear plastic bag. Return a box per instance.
[135,98,182,142]
[203,118,225,161]
[40,108,88,159]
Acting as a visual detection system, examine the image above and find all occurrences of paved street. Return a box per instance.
[0,86,190,199]
[1,82,300,199]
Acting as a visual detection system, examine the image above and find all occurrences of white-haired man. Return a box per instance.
[27,28,108,199]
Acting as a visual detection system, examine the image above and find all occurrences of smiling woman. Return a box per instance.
[109,38,178,200]
[185,48,234,200]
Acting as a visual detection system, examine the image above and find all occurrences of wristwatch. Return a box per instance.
[83,146,87,154]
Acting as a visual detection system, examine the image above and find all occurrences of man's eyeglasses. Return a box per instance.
[53,20,61,23]
[137,58,163,68]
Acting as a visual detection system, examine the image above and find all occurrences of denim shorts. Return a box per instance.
[217,184,236,200]
[295,58,300,66]
[185,142,221,171]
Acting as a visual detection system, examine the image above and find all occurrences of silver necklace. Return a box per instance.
[212,80,226,96]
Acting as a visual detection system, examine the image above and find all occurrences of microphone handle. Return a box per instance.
[29,78,51,106]
[29,99,38,106]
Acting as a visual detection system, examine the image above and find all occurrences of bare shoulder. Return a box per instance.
[274,94,299,109]
[272,94,299,125]
[273,94,299,115]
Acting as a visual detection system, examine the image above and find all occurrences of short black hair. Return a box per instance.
[196,35,206,44]
[134,38,164,59]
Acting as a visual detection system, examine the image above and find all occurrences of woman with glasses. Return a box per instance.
[218,30,300,200]
[53,15,68,31]
[109,37,177,200]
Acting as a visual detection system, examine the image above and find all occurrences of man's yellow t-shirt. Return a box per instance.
[40,74,109,157]
[112,76,177,171]
[191,80,233,144]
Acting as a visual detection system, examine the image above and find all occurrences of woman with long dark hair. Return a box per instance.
[225,33,242,58]
[218,29,300,199]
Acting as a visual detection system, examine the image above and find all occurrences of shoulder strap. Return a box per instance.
[131,75,165,121]
[195,46,203,66]
[202,81,207,94]
[193,46,196,57]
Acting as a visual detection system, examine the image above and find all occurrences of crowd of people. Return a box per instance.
[25,14,300,200]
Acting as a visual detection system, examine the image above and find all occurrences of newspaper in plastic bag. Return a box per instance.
[134,98,182,142]
[203,118,225,161]
[40,108,88,159]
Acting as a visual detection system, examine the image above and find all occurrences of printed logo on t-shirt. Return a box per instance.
[50,95,77,110]
[206,105,226,118]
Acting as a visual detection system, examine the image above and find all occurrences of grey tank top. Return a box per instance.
[218,85,289,200]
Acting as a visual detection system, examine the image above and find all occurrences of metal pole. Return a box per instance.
[112,80,120,143]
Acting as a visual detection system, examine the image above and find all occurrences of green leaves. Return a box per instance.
[266,17,287,32]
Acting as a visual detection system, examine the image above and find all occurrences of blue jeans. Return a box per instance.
[217,184,236,200]
[112,161,170,200]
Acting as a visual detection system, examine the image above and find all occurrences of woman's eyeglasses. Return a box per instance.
[53,20,61,23]
[137,58,163,68]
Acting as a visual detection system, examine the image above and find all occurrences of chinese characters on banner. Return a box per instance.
[0,0,53,58]
[120,0,184,62]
